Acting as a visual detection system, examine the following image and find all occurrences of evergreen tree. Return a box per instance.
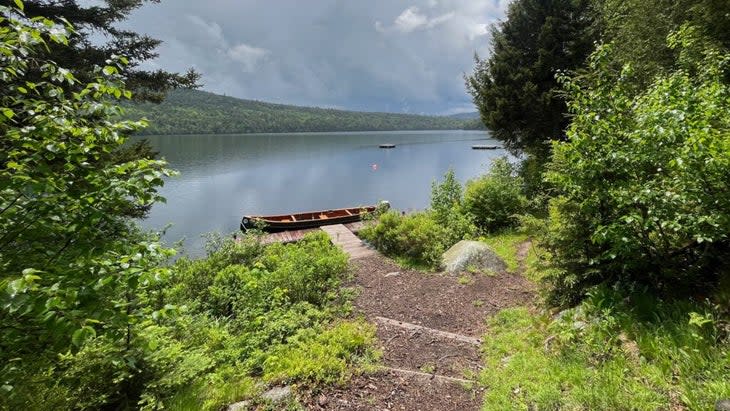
[465,0,597,160]
[0,0,200,102]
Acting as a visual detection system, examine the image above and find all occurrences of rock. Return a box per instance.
[262,385,292,403]
[572,321,587,331]
[227,400,250,411]
[318,394,328,406]
[384,271,400,277]
[716,399,730,411]
[441,240,507,274]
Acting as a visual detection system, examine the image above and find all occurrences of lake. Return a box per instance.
[139,130,505,255]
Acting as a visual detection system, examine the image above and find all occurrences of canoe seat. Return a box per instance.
[290,215,297,221]
[345,210,353,216]
[319,214,329,219]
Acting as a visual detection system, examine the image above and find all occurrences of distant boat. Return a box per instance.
[379,143,396,148]
[241,202,388,232]
[472,144,499,150]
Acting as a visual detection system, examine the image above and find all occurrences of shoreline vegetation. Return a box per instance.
[121,89,484,136]
[2,0,729,410]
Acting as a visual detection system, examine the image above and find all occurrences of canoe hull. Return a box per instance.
[241,204,384,233]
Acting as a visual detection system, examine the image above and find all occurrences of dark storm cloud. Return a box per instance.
[123,0,509,114]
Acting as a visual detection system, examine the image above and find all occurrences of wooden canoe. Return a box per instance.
[241,203,385,232]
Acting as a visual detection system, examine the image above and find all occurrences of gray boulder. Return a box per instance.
[441,240,507,273]
[717,399,730,411]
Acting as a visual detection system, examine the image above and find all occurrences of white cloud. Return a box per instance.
[467,22,489,40]
[186,15,270,72]
[376,6,454,34]
[187,15,225,44]
[227,43,269,72]
[394,7,429,32]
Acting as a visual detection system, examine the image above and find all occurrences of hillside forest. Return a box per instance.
[123,89,482,135]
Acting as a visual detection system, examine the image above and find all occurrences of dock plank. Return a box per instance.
[320,224,375,260]
[258,221,373,253]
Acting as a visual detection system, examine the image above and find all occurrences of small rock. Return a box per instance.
[318,394,328,406]
[262,385,292,403]
[572,321,587,331]
[716,398,730,411]
[227,400,250,411]
[384,271,400,277]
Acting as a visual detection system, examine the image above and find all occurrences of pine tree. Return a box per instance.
[1,0,200,102]
[465,0,597,160]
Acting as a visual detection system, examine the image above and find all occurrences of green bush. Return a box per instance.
[262,320,379,384]
[360,211,450,269]
[543,33,730,303]
[430,169,477,246]
[430,168,463,219]
[464,158,527,233]
[360,170,478,269]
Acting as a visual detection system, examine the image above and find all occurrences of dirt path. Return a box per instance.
[304,246,535,410]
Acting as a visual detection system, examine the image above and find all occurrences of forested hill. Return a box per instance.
[122,89,477,135]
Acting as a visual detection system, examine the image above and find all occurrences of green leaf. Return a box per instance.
[71,326,96,347]
[14,0,24,12]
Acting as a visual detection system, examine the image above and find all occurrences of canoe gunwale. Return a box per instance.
[241,205,378,232]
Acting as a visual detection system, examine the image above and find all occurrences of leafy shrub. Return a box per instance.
[259,231,349,306]
[169,233,265,305]
[360,211,450,268]
[430,169,463,219]
[262,320,379,384]
[360,170,477,269]
[464,157,527,233]
[544,33,730,303]
[430,169,477,246]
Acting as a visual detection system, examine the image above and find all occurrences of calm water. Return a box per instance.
[139,130,505,255]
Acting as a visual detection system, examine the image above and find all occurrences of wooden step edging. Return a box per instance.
[374,316,482,346]
[379,366,476,384]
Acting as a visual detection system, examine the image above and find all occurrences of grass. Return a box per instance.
[419,362,436,374]
[458,274,475,285]
[479,229,547,282]
[478,230,529,273]
[479,290,730,410]
[393,255,435,272]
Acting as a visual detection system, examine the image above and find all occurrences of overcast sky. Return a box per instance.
[122,0,509,115]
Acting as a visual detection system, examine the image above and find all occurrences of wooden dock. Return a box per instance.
[260,228,319,244]
[260,221,367,244]
[320,223,376,259]
[259,221,374,259]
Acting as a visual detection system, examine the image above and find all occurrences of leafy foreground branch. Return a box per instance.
[0,5,376,410]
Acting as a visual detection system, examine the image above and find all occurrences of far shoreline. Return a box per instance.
[131,128,490,138]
